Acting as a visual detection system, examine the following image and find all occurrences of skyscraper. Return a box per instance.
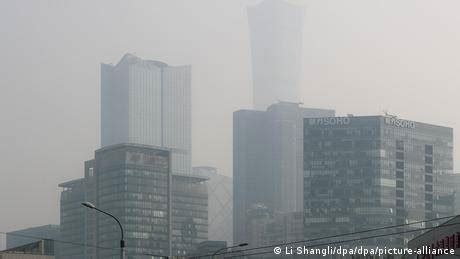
[303,115,454,247]
[93,144,173,258]
[247,0,305,110]
[233,102,334,245]
[59,144,208,259]
[101,53,191,174]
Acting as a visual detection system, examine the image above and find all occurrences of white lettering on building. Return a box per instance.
[384,117,416,129]
[308,117,351,126]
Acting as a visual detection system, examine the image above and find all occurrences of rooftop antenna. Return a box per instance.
[383,110,397,118]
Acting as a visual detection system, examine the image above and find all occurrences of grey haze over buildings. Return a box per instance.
[2,0,460,249]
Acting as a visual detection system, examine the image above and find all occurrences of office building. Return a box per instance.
[171,173,208,256]
[233,102,334,246]
[93,144,171,258]
[248,0,305,110]
[6,225,59,250]
[101,53,191,175]
[59,144,208,258]
[58,179,86,258]
[303,115,454,247]
[193,166,233,245]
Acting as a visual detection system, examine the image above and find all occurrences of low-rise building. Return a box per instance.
[408,215,460,259]
[6,225,59,250]
[1,240,54,259]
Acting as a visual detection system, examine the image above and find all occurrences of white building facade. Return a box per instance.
[101,53,191,174]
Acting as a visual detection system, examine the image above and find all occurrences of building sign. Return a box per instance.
[384,117,416,129]
[308,117,351,126]
[127,151,169,167]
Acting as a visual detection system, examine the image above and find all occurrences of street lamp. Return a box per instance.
[211,243,248,259]
[82,202,126,259]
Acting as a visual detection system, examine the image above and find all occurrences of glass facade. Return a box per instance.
[59,143,209,259]
[101,53,191,175]
[58,179,86,259]
[171,174,208,256]
[94,144,171,259]
[303,116,453,247]
[233,102,334,247]
[6,225,59,250]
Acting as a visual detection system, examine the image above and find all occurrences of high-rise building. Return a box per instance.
[233,102,334,245]
[101,53,191,175]
[247,0,305,110]
[92,144,172,258]
[193,166,233,245]
[58,144,208,259]
[303,115,454,247]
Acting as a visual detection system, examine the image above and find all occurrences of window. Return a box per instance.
[425,185,433,192]
[425,156,433,164]
[425,175,433,182]
[396,140,404,150]
[425,194,433,200]
[425,166,432,174]
[396,161,404,170]
[425,145,433,155]
[425,203,433,210]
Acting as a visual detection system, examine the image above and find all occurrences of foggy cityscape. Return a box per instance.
[2,0,460,258]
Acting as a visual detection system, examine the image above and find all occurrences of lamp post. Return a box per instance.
[82,202,125,259]
[211,243,248,259]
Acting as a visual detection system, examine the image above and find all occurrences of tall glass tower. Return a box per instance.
[101,53,191,174]
[233,102,334,246]
[248,0,305,110]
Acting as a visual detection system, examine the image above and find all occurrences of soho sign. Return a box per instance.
[384,117,416,129]
[308,117,351,126]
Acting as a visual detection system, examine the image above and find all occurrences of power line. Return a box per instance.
[194,214,458,258]
[223,220,460,259]
[2,214,458,259]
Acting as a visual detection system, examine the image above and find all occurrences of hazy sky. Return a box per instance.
[1,0,460,248]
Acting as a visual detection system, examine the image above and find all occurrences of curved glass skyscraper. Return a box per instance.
[248,0,305,110]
